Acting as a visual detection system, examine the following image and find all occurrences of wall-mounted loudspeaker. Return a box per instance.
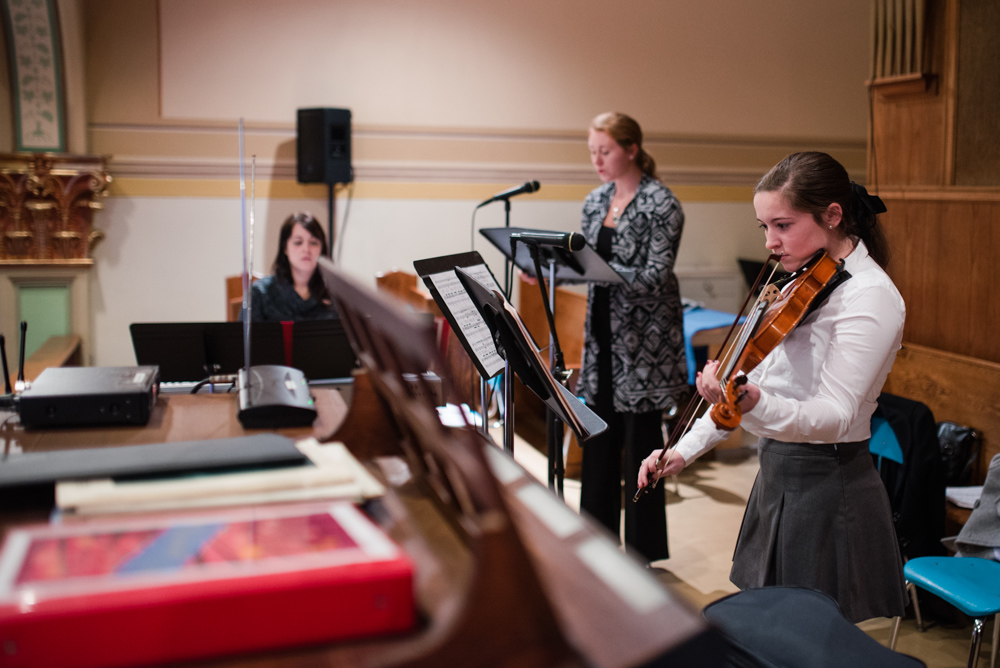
[296,108,353,184]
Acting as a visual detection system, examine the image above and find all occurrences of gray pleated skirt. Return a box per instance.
[730,439,907,623]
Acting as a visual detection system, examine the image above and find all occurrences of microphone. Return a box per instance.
[509,231,586,252]
[477,181,540,208]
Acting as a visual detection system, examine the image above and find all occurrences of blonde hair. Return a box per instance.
[590,112,657,179]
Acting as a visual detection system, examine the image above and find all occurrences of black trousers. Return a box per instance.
[580,406,669,562]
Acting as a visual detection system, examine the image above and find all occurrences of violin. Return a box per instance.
[709,250,845,430]
[633,249,848,502]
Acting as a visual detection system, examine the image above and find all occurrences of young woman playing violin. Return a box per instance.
[637,151,907,622]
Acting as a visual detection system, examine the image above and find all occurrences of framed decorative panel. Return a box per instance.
[1,0,65,152]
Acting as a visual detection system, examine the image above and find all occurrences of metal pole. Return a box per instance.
[503,364,515,455]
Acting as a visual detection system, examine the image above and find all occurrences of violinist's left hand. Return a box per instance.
[695,361,724,403]
[737,383,761,413]
[696,361,761,413]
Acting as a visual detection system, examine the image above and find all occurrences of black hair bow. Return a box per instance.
[850,181,887,218]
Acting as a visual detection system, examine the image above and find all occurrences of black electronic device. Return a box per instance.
[296,107,353,184]
[17,366,160,429]
[236,365,317,428]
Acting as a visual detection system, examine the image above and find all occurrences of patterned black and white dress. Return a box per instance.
[578,174,687,562]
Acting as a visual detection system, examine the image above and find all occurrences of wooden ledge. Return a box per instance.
[868,73,938,98]
[23,335,82,382]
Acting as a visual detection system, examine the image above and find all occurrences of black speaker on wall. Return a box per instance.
[296,108,353,184]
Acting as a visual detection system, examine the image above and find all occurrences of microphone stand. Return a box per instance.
[327,182,336,261]
[502,198,512,299]
[518,240,571,497]
[499,198,513,451]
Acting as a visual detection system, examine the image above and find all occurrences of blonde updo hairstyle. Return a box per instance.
[590,112,658,180]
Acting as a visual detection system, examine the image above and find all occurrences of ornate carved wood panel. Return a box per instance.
[0,153,109,262]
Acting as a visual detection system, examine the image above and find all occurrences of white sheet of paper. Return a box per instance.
[428,267,505,377]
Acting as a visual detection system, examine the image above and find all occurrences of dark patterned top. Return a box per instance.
[245,275,338,322]
[578,174,688,413]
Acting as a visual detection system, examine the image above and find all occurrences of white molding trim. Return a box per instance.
[106,155,781,186]
[94,122,866,186]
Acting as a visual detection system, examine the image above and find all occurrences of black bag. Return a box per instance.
[938,421,981,487]
[702,587,926,667]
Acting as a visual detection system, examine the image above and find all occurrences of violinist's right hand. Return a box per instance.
[637,449,686,489]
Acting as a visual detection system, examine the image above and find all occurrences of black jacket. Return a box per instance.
[873,392,946,559]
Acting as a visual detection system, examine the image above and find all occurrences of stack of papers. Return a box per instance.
[945,486,983,509]
[56,439,385,515]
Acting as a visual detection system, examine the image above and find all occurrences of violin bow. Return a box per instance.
[633,254,782,502]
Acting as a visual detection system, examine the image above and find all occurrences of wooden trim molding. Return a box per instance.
[876,186,1000,201]
[868,73,938,97]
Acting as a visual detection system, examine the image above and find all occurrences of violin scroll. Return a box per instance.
[709,375,747,431]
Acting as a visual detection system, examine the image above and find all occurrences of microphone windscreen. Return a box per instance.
[568,232,585,251]
[529,180,540,193]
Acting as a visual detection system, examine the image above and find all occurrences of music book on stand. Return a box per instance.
[413,250,506,381]
[0,501,415,668]
[454,267,606,442]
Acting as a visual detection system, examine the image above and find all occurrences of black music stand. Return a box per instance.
[479,227,632,494]
[480,226,636,286]
[413,252,508,444]
[455,267,606,495]
[130,321,358,384]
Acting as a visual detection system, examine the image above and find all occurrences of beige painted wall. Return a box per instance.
[155,0,869,137]
[16,0,875,366]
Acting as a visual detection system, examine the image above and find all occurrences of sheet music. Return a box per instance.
[428,267,505,378]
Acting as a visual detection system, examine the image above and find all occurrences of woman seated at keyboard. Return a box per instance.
[245,212,338,321]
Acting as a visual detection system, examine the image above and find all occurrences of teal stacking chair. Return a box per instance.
[890,556,1000,668]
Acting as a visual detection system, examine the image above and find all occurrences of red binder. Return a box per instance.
[0,502,415,668]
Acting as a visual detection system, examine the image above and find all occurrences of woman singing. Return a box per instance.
[579,112,687,563]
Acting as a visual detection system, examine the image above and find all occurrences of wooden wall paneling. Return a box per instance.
[883,343,1000,486]
[967,200,1000,359]
[883,198,930,342]
[881,193,1000,363]
[868,0,956,187]
[939,0,960,185]
[870,94,948,185]
[953,0,1000,186]
[931,200,972,347]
